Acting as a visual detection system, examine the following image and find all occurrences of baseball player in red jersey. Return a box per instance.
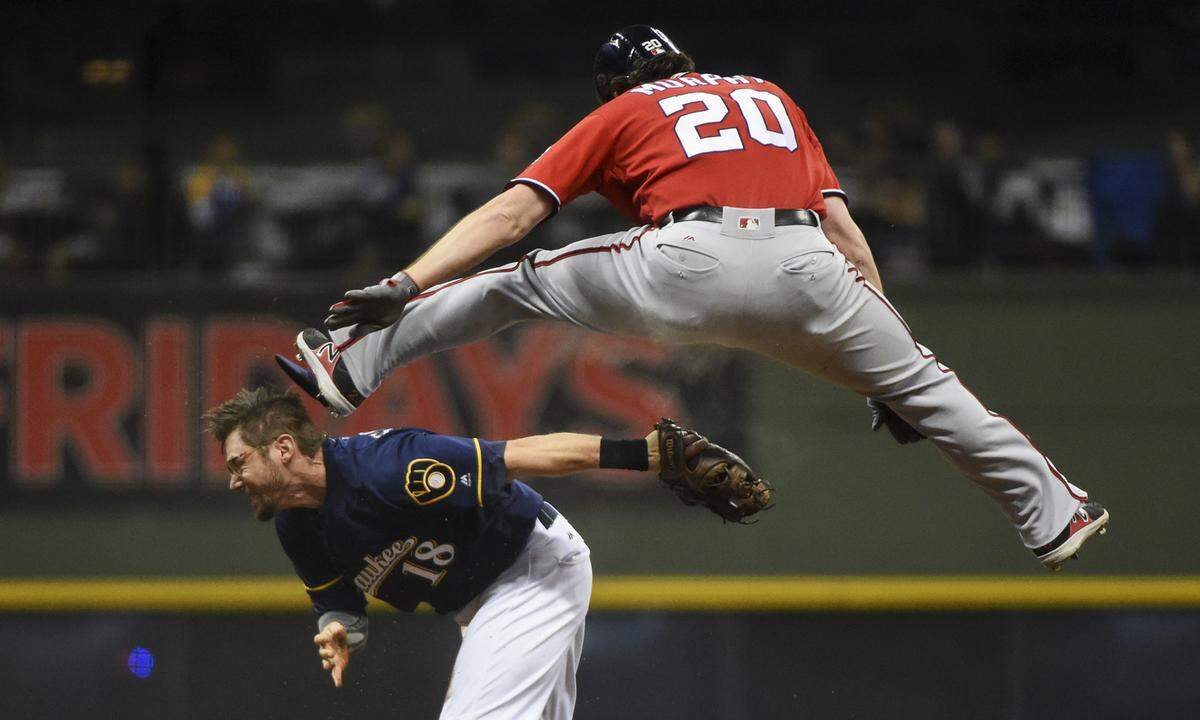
[278,25,1108,570]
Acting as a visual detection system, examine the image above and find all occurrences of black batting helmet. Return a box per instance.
[593,25,687,102]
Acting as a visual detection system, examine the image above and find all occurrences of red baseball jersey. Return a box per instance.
[509,72,846,226]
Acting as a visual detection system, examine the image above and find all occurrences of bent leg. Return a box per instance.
[331,221,760,398]
[440,518,592,720]
[541,620,586,720]
[331,229,644,396]
[756,260,1086,549]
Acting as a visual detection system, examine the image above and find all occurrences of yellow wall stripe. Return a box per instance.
[2,575,1200,613]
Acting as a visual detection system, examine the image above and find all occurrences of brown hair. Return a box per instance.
[202,387,325,457]
[595,52,697,103]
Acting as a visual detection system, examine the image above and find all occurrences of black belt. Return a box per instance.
[666,205,819,228]
[537,501,559,529]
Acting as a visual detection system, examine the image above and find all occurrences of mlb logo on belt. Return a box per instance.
[738,216,760,230]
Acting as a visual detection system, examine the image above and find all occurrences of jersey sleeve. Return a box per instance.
[274,509,366,615]
[380,431,509,510]
[791,105,846,209]
[506,111,616,213]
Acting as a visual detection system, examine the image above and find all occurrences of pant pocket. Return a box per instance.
[552,520,590,566]
[557,546,590,566]
[655,243,722,273]
[779,249,836,274]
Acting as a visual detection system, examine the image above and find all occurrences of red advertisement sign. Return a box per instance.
[0,289,743,496]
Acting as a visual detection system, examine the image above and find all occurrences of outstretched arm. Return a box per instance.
[404,183,555,291]
[504,432,660,477]
[326,184,554,335]
[504,422,773,523]
[822,195,883,293]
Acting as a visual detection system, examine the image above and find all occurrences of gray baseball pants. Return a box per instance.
[331,207,1086,548]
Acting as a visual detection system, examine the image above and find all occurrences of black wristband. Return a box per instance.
[599,438,649,471]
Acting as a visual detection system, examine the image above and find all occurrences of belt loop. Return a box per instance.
[537,501,559,529]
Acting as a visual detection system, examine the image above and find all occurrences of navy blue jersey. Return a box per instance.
[274,428,544,615]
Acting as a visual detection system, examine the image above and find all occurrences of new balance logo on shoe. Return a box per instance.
[315,342,341,365]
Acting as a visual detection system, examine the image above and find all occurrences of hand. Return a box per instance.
[324,272,420,338]
[313,621,351,688]
[866,398,926,445]
[648,424,710,470]
[644,431,661,473]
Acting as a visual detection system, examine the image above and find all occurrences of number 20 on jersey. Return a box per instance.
[660,89,798,158]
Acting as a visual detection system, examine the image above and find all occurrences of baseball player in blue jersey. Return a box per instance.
[202,387,763,719]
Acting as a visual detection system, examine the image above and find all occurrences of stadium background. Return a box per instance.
[2,1,1198,717]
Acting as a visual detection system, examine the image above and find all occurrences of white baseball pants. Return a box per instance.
[441,511,591,719]
[334,208,1087,548]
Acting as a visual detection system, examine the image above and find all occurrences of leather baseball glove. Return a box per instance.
[651,418,774,524]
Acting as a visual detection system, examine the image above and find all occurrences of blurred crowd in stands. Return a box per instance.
[825,113,1200,273]
[1,104,1197,282]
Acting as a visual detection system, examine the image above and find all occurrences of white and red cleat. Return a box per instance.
[275,328,363,417]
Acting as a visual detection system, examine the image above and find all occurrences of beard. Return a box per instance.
[248,464,288,522]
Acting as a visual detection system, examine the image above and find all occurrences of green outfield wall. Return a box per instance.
[1,273,1197,577]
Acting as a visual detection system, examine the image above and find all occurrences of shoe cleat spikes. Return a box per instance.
[1098,527,1107,535]
[296,353,303,361]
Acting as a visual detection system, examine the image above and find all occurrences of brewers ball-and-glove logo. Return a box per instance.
[652,418,774,523]
[404,458,457,505]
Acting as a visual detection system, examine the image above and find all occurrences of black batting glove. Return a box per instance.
[866,398,926,445]
[325,272,421,338]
